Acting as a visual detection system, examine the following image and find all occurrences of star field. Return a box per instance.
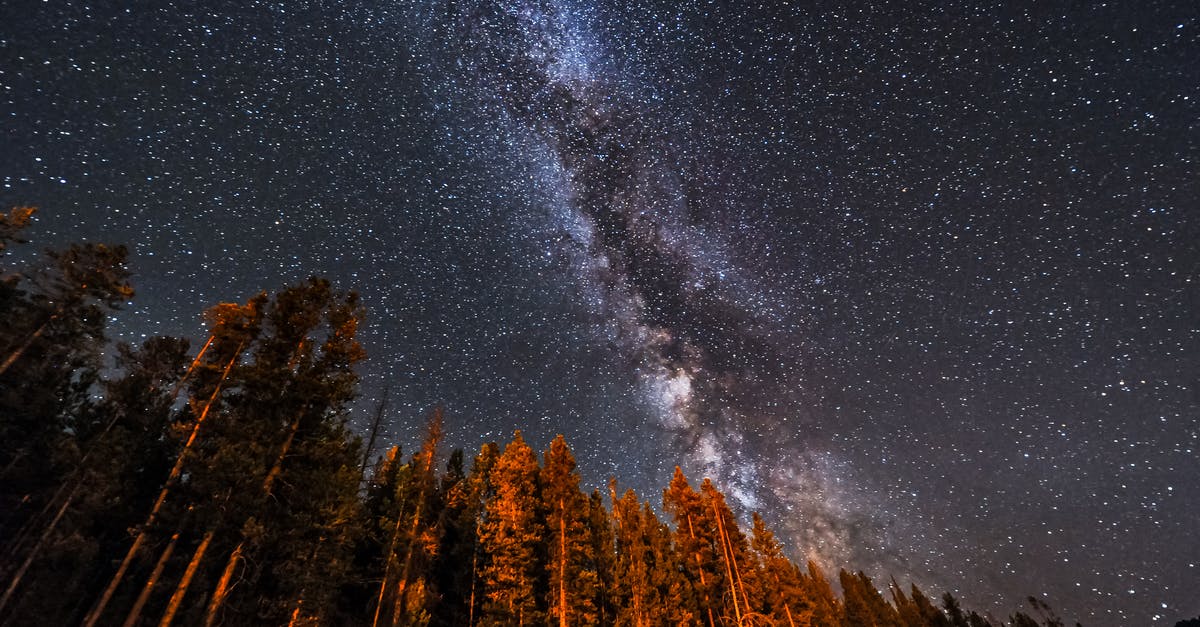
[2,1,1197,624]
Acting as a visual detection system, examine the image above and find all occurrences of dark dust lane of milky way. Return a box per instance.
[2,1,1197,624]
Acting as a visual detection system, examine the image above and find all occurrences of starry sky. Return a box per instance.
[2,1,1197,624]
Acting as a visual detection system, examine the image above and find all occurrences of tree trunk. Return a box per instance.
[284,537,324,627]
[202,542,242,627]
[712,504,742,625]
[686,514,717,627]
[0,314,53,377]
[0,481,80,615]
[558,497,567,627]
[83,344,242,627]
[391,411,440,625]
[158,530,213,627]
[391,488,425,625]
[359,386,389,479]
[4,391,132,563]
[122,522,184,627]
[203,404,305,626]
[371,512,405,627]
[467,535,478,627]
[168,334,214,400]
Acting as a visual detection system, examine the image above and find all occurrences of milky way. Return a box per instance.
[2,1,1197,624]
[405,0,883,574]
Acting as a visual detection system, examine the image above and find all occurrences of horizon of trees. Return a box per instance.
[0,206,1109,626]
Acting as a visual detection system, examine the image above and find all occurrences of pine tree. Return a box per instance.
[839,569,901,627]
[371,407,444,627]
[750,512,812,627]
[540,435,597,626]
[663,467,722,627]
[586,489,616,624]
[201,278,366,626]
[611,485,671,627]
[479,431,544,626]
[430,441,499,626]
[805,561,843,627]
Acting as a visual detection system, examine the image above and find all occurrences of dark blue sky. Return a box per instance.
[3,1,1197,624]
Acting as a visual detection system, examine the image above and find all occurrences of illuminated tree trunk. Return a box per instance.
[467,545,478,627]
[0,313,54,377]
[158,529,213,627]
[371,510,405,627]
[168,334,214,399]
[711,503,742,626]
[359,385,389,478]
[685,514,717,627]
[122,513,187,627]
[558,497,567,627]
[204,404,306,626]
[285,537,324,627]
[202,542,242,627]
[83,344,242,627]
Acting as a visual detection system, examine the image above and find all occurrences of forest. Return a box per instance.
[1,205,1083,627]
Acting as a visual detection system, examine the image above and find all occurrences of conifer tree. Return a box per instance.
[540,434,597,626]
[201,278,365,626]
[663,467,722,627]
[840,569,901,627]
[586,489,616,624]
[750,512,812,627]
[430,441,499,626]
[479,431,544,625]
[804,560,843,627]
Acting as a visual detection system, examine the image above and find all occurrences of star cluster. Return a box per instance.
[2,1,1197,624]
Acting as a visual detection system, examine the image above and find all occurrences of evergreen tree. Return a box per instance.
[586,489,616,625]
[540,434,597,626]
[479,431,544,626]
[839,569,901,627]
[663,467,723,627]
[200,278,366,626]
[750,512,812,627]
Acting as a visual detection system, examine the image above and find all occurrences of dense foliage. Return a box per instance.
[1,210,1080,626]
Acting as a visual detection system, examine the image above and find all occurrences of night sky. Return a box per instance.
[3,1,1197,624]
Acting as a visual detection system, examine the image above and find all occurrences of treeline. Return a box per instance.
[0,207,1074,626]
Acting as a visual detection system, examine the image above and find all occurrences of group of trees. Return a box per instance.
[1,207,1076,626]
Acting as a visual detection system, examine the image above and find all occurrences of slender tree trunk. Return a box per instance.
[202,542,242,627]
[158,530,213,627]
[372,512,405,627]
[712,504,742,625]
[467,533,478,627]
[712,503,752,617]
[203,403,306,626]
[285,537,324,627]
[0,480,81,615]
[83,344,242,627]
[4,392,131,563]
[262,413,301,492]
[359,386,389,479]
[122,521,184,627]
[686,514,717,627]
[168,334,214,400]
[0,313,54,377]
[391,486,425,624]
[558,497,567,627]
